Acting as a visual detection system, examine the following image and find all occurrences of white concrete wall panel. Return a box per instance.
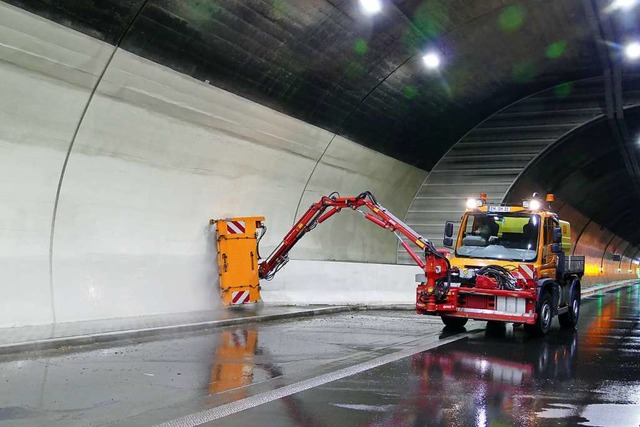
[0,5,471,326]
[0,3,112,327]
[49,49,425,322]
[292,136,427,263]
[51,51,324,321]
[262,260,421,305]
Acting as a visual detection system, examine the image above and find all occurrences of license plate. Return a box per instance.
[488,206,511,213]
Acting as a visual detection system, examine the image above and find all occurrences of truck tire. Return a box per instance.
[525,291,553,337]
[441,316,468,329]
[559,286,580,329]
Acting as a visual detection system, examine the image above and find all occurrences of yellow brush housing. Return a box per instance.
[212,216,264,306]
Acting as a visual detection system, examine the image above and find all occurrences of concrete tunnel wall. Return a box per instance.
[2,4,636,329]
[555,202,638,285]
[0,4,427,328]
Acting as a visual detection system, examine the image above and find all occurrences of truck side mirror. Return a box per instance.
[552,226,562,244]
[551,243,562,254]
[443,237,453,248]
[444,221,454,238]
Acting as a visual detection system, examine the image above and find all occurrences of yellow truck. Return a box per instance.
[212,191,583,337]
[416,193,585,336]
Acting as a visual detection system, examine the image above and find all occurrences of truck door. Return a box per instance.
[541,217,559,275]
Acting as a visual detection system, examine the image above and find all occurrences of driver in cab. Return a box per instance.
[473,217,498,241]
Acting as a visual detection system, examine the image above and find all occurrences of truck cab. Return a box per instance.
[451,201,565,279]
[416,194,584,336]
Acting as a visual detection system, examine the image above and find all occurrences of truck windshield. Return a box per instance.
[455,213,540,262]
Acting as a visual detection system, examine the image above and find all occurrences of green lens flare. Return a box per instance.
[512,61,536,83]
[354,39,368,55]
[403,85,418,99]
[546,41,568,59]
[499,5,526,32]
[554,82,574,98]
[413,1,450,38]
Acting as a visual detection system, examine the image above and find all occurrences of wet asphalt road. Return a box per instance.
[203,285,640,427]
[0,310,455,426]
[1,284,639,426]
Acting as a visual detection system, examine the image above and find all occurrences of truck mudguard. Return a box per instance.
[537,278,560,315]
[569,277,581,300]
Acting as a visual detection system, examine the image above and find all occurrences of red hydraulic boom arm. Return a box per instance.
[258,192,450,292]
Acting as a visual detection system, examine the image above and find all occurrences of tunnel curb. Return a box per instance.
[2,280,637,355]
[580,279,639,297]
[0,305,358,355]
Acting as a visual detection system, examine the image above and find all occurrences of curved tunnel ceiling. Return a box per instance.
[507,106,640,247]
[3,0,640,251]
[1,0,616,170]
[399,74,640,264]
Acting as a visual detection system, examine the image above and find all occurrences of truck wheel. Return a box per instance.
[525,291,553,337]
[559,287,580,329]
[441,316,468,329]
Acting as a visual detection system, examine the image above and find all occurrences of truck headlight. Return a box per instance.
[466,198,480,209]
[523,199,541,210]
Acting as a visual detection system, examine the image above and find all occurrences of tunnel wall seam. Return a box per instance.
[292,53,419,227]
[47,46,118,324]
[47,1,151,324]
[0,4,428,326]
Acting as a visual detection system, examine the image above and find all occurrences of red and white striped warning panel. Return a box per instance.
[231,291,251,304]
[231,329,248,347]
[517,264,536,280]
[227,220,246,235]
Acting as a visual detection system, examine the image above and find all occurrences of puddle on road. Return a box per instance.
[537,403,640,426]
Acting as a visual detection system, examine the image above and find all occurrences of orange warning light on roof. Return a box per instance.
[546,194,555,202]
[480,193,487,201]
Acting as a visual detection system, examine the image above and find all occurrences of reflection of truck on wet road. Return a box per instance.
[416,193,585,336]
[408,330,579,425]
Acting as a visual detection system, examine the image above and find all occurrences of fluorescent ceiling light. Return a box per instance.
[422,52,441,69]
[360,0,382,15]
[625,42,640,60]
[611,0,637,10]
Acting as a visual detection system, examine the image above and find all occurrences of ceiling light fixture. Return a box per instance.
[611,0,637,10]
[360,0,382,15]
[625,42,640,60]
[422,52,441,69]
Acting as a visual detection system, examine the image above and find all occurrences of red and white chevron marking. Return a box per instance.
[227,220,246,235]
[517,264,536,280]
[231,329,248,347]
[231,291,251,304]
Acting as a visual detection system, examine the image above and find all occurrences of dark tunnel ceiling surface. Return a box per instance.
[3,0,608,170]
[4,0,640,247]
[507,107,640,246]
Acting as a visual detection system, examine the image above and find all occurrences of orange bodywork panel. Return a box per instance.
[213,216,264,305]
[209,328,259,397]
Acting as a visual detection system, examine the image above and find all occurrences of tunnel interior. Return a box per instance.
[4,2,640,425]
[0,0,639,328]
[2,0,618,169]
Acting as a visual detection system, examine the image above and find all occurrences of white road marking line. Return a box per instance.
[154,331,477,427]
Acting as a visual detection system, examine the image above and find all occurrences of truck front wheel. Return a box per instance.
[441,316,468,329]
[559,287,580,329]
[526,291,553,336]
